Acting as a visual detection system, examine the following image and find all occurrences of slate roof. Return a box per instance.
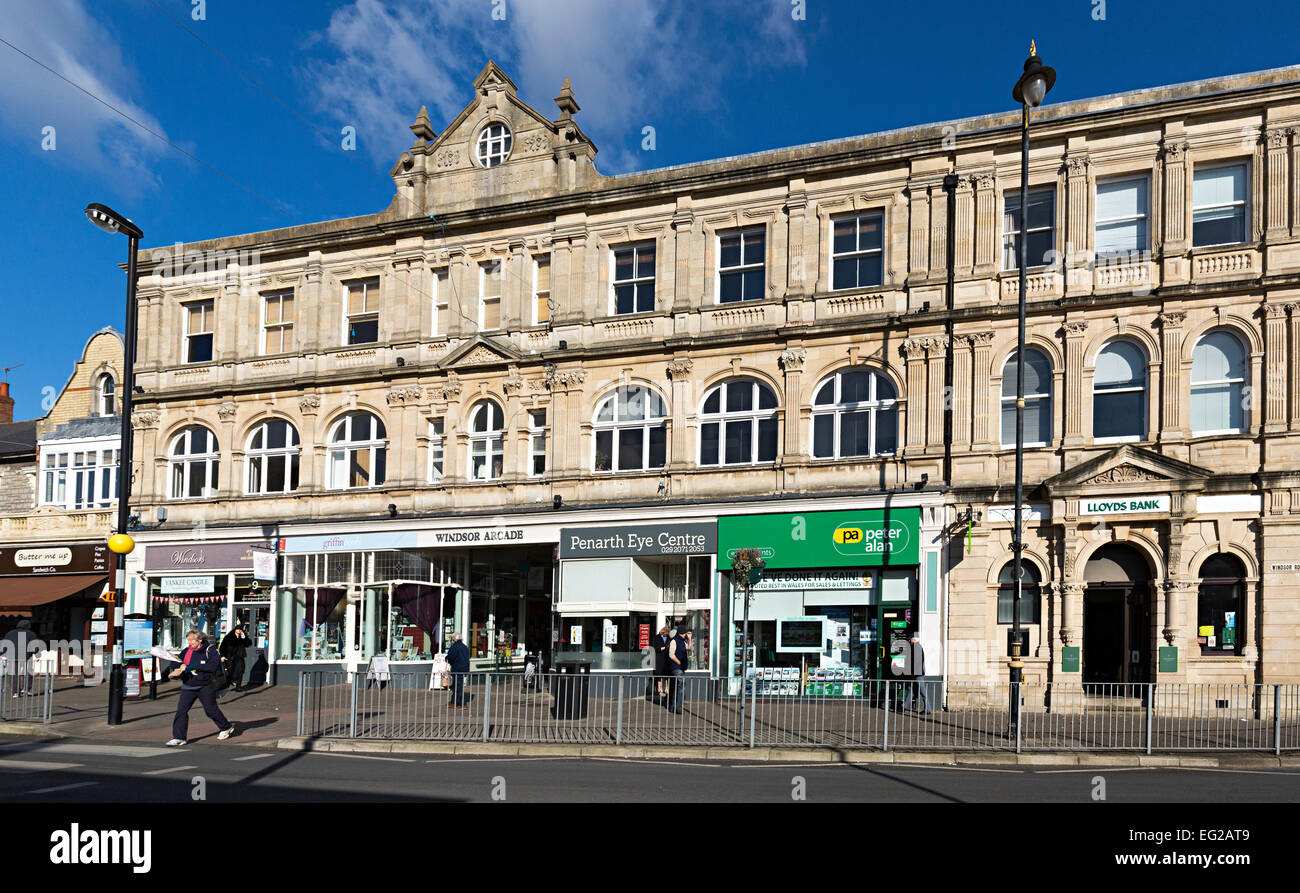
[0,421,37,458]
[39,416,122,443]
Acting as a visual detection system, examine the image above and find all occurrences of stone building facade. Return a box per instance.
[123,62,1300,685]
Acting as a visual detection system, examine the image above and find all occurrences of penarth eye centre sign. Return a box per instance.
[1079,494,1169,516]
[718,508,920,569]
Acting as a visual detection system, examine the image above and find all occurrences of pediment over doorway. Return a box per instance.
[1043,445,1211,496]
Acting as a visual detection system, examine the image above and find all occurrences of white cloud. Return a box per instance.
[0,0,170,190]
[304,0,806,173]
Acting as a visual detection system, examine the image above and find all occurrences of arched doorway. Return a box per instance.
[1082,544,1153,685]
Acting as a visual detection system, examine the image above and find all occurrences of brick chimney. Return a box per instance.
[0,382,12,424]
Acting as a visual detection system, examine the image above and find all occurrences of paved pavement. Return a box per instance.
[2,733,1300,802]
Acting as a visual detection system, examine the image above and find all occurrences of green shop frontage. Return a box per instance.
[717,501,948,696]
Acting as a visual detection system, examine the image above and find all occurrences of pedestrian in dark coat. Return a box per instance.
[166,630,235,745]
[446,633,471,708]
[219,625,252,692]
[646,626,670,702]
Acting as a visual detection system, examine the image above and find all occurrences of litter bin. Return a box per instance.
[551,660,591,719]
[522,652,542,693]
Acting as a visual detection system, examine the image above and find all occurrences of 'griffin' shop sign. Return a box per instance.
[1078,495,1170,516]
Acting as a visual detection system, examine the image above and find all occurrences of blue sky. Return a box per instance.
[0,0,1294,417]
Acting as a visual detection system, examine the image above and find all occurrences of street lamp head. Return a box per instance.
[84,202,143,240]
[1012,42,1056,108]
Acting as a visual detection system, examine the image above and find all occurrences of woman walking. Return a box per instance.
[219,624,252,692]
[165,629,236,746]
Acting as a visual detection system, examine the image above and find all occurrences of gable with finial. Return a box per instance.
[385,61,600,218]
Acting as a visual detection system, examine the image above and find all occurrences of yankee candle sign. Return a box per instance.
[718,508,920,569]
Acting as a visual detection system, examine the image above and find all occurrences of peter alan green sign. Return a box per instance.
[718,508,921,570]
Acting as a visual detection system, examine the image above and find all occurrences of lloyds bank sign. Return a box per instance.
[1079,494,1170,516]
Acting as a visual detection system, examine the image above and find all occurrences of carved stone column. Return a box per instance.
[925,336,948,449]
[215,401,238,499]
[1064,155,1091,294]
[665,357,694,470]
[1266,302,1290,432]
[901,338,927,452]
[970,332,995,450]
[1266,128,1293,239]
[1157,311,1186,440]
[953,175,975,275]
[446,248,469,338]
[385,385,424,487]
[1060,582,1084,647]
[506,239,527,331]
[672,200,695,314]
[929,182,949,281]
[951,335,973,453]
[785,181,809,299]
[300,257,322,354]
[297,395,321,493]
[907,182,931,282]
[1063,320,1088,446]
[779,347,807,459]
[1160,140,1190,253]
[1289,304,1300,430]
[973,174,997,274]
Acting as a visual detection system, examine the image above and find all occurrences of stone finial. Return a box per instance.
[410,106,436,144]
[555,77,580,121]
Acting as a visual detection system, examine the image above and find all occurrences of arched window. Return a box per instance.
[327,412,386,489]
[1093,340,1147,441]
[468,400,504,481]
[593,386,667,473]
[1000,349,1052,447]
[811,369,897,459]
[246,419,300,495]
[997,561,1041,624]
[97,374,116,417]
[699,379,778,466]
[169,426,219,499]
[1198,553,1245,656]
[1190,330,1247,435]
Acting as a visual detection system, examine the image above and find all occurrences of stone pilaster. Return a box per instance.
[925,336,948,449]
[665,357,694,470]
[506,239,527,331]
[930,183,949,280]
[779,347,807,459]
[901,338,928,452]
[1266,128,1293,239]
[953,175,975,275]
[1063,320,1088,446]
[1266,302,1290,432]
[973,174,997,274]
[907,183,931,281]
[1157,311,1186,440]
[672,200,695,314]
[970,332,995,450]
[1160,140,1189,283]
[786,181,810,298]
[1060,582,1084,647]
[299,256,322,353]
[1064,155,1091,294]
[951,335,973,452]
[446,248,469,338]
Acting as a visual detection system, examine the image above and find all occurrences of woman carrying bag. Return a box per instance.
[165,629,236,746]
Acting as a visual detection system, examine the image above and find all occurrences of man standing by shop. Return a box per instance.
[901,633,931,714]
[666,627,687,715]
[447,632,470,708]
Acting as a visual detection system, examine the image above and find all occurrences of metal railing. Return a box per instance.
[0,669,54,724]
[295,673,1300,753]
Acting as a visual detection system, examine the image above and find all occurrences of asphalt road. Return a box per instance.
[2,734,1300,803]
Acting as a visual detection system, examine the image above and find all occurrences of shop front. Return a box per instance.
[0,542,111,675]
[142,540,276,686]
[718,505,944,696]
[556,521,716,672]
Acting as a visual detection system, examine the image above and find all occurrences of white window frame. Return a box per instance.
[610,242,656,316]
[97,374,115,417]
[592,386,668,474]
[716,227,766,303]
[1094,175,1150,258]
[698,379,779,466]
[344,278,380,346]
[479,261,502,331]
[261,289,295,355]
[432,269,450,337]
[39,436,118,510]
[182,300,214,364]
[1192,161,1249,249]
[245,419,301,495]
[467,401,504,482]
[528,409,547,478]
[810,370,898,459]
[533,255,552,326]
[428,418,445,483]
[476,122,512,168]
[1002,187,1056,271]
[1190,330,1248,436]
[830,211,885,291]
[999,349,1053,448]
[1092,340,1148,444]
[327,412,387,490]
[168,426,220,500]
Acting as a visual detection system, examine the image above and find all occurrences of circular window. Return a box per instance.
[476,123,512,168]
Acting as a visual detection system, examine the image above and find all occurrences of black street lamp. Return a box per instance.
[85,202,143,727]
[1008,44,1054,726]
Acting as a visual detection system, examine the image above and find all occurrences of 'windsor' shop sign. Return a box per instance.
[1078,495,1170,516]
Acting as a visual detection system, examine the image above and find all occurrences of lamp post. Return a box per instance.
[1008,45,1055,729]
[85,202,143,726]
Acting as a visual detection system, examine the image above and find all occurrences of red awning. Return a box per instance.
[0,574,109,613]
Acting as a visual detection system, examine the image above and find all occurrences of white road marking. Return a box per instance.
[1035,767,1161,774]
[142,764,197,776]
[22,743,172,759]
[877,764,1024,773]
[26,781,98,794]
[1169,766,1300,776]
[0,760,84,773]
[231,753,276,761]
[587,758,723,768]
[304,752,417,763]
[422,757,579,764]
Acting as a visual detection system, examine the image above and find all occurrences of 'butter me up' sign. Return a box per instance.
[1079,494,1169,516]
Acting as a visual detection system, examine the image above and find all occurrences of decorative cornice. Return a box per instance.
[1081,463,1169,485]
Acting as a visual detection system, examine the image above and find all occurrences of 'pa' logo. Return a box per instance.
[833,527,863,544]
